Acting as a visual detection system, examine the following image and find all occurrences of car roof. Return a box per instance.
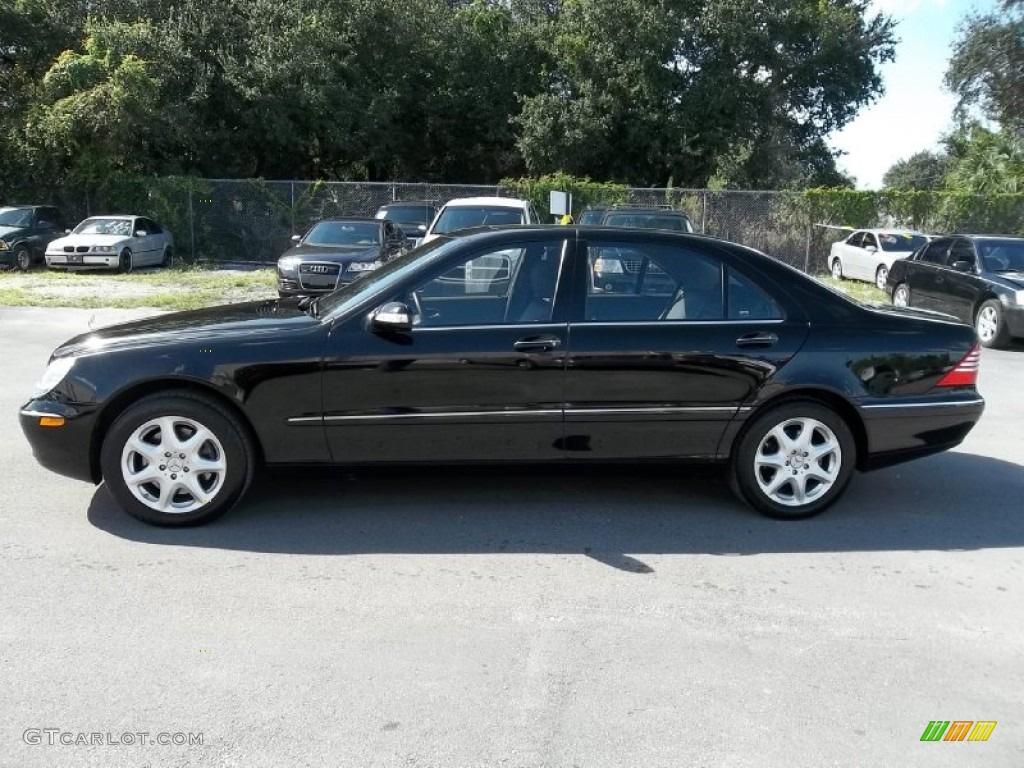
[854,228,927,235]
[313,217,380,223]
[602,208,690,216]
[440,196,530,209]
[83,214,140,220]
[377,201,436,208]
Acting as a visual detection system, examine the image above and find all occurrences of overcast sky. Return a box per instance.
[828,0,1002,189]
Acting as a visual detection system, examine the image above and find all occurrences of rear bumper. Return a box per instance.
[858,394,984,471]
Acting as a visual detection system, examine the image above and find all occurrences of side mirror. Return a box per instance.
[370,301,413,332]
[864,245,878,253]
[417,224,427,233]
[135,230,146,238]
[951,259,974,273]
[291,234,301,242]
[65,228,72,234]
[38,220,53,229]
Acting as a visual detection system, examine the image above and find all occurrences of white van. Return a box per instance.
[421,196,540,244]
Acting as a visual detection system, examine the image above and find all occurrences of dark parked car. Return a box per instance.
[22,227,983,527]
[577,206,694,233]
[374,201,438,245]
[887,235,1024,348]
[0,205,65,270]
[277,218,409,297]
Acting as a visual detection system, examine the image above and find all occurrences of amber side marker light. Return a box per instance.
[38,416,65,427]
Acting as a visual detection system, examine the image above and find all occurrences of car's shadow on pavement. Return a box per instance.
[86,450,1024,564]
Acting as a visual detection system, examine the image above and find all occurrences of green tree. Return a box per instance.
[944,124,1024,194]
[515,0,894,186]
[882,151,949,191]
[946,0,1024,136]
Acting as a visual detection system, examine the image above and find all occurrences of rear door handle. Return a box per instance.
[514,335,562,352]
[736,332,778,349]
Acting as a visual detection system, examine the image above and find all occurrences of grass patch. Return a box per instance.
[0,265,277,310]
[815,275,889,304]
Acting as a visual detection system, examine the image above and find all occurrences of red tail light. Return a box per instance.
[937,343,981,387]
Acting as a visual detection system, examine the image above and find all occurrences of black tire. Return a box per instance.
[161,246,172,267]
[975,299,1010,349]
[731,400,856,520]
[892,283,910,307]
[118,248,133,273]
[830,258,843,280]
[14,245,32,271]
[99,392,255,526]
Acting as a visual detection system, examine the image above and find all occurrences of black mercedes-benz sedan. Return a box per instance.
[21,227,984,526]
[277,217,409,297]
[886,234,1024,348]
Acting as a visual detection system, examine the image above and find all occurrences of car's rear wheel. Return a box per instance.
[975,299,1010,349]
[731,401,856,520]
[830,258,843,280]
[118,248,133,273]
[875,265,888,291]
[892,283,910,307]
[14,245,32,271]
[99,392,255,526]
[161,246,172,267]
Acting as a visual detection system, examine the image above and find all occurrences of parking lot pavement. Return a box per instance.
[1,306,1022,768]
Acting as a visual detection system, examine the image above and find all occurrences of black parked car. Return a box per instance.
[374,201,438,245]
[277,217,409,297]
[887,234,1024,348]
[0,205,65,270]
[21,227,983,527]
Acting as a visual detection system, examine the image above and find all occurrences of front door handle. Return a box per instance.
[514,335,562,352]
[736,332,778,349]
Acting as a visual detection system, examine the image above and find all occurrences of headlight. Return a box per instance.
[278,256,301,275]
[1014,290,1024,306]
[31,357,75,398]
[0,240,8,250]
[348,261,381,272]
[91,245,116,253]
[593,258,623,274]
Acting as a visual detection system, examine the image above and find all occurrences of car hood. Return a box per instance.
[0,225,26,240]
[53,299,319,358]
[47,234,130,250]
[989,271,1024,289]
[280,243,381,263]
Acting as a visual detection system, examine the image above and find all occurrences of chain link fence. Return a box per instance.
[46,180,847,273]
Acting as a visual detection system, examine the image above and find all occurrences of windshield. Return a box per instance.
[578,209,606,225]
[74,218,133,236]
[378,205,435,228]
[0,208,32,227]
[317,236,461,317]
[878,232,928,252]
[603,212,693,233]
[980,240,1024,272]
[304,221,381,247]
[432,206,524,234]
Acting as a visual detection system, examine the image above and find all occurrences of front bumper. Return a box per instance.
[1002,304,1024,339]
[19,400,99,483]
[46,252,119,269]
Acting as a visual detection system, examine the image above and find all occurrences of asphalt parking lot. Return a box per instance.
[1,306,1022,768]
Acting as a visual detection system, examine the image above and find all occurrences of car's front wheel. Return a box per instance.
[892,283,910,307]
[731,401,856,520]
[100,392,255,526]
[118,248,133,273]
[975,299,1010,349]
[875,265,888,291]
[14,245,32,271]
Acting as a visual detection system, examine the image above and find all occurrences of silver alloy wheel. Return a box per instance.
[120,416,227,514]
[15,247,31,271]
[893,284,909,307]
[754,417,842,507]
[875,266,888,291]
[831,259,842,279]
[976,305,999,343]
